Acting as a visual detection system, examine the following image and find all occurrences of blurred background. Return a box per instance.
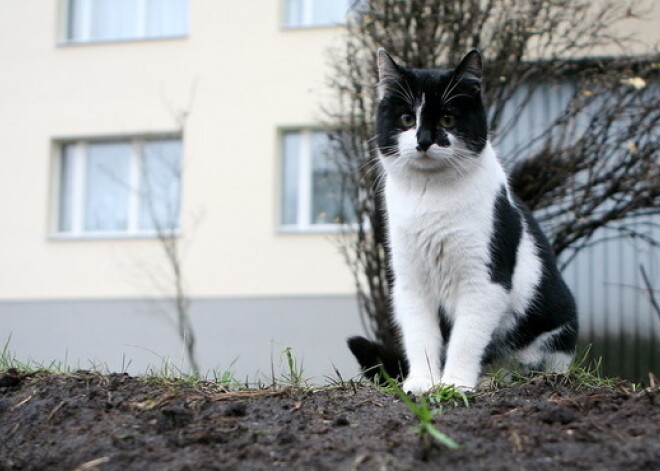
[0,0,658,383]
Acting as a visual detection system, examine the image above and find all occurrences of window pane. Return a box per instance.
[68,0,87,40]
[311,0,347,25]
[146,0,188,37]
[88,0,138,41]
[283,0,304,26]
[84,142,131,231]
[68,0,188,41]
[284,0,348,26]
[58,144,76,232]
[281,132,301,225]
[139,139,182,231]
[310,132,351,224]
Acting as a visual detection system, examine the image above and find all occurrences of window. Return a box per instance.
[282,0,350,28]
[56,137,182,237]
[65,0,188,43]
[280,130,354,231]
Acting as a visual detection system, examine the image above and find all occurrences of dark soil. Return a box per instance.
[1,369,659,470]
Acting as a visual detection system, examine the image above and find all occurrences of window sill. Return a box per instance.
[279,23,344,31]
[57,34,188,48]
[48,231,181,241]
[276,224,358,235]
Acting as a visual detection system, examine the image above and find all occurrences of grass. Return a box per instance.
[382,375,461,450]
[1,335,81,374]
[1,334,244,390]
[281,346,305,388]
[482,344,642,392]
[0,339,328,393]
[564,345,625,388]
[2,335,642,396]
[143,358,239,386]
[428,384,472,407]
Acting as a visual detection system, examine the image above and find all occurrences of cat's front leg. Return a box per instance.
[441,288,507,391]
[392,283,443,395]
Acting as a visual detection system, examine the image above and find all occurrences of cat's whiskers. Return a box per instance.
[442,151,467,178]
[443,93,474,106]
[450,148,478,171]
[374,144,400,158]
[389,79,416,107]
[367,134,381,145]
[440,70,466,105]
[358,158,378,173]
[371,168,389,193]
[380,74,415,105]
[360,161,384,186]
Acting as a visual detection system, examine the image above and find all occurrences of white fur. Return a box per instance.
[381,126,544,393]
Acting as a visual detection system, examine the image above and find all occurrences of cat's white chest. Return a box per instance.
[385,176,496,316]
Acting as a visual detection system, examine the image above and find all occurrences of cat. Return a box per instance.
[347,49,578,394]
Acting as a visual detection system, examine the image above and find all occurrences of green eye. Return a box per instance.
[439,115,456,128]
[400,113,416,127]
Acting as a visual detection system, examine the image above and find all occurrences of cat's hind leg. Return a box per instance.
[543,350,573,373]
[514,324,576,374]
[542,321,577,373]
[513,340,545,376]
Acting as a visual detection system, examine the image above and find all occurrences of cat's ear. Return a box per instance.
[455,50,482,80]
[454,50,482,93]
[377,48,404,99]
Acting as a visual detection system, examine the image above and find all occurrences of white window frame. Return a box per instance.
[281,0,350,29]
[62,0,189,44]
[278,129,354,234]
[51,136,182,240]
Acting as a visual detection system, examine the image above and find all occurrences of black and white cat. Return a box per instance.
[348,49,578,394]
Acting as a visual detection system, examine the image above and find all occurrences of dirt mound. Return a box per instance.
[1,370,659,470]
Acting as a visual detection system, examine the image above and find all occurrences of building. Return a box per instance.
[1,1,658,382]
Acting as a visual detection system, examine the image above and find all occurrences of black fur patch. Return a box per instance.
[346,336,408,382]
[502,199,578,353]
[488,186,522,291]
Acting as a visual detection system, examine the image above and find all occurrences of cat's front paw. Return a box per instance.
[402,375,437,395]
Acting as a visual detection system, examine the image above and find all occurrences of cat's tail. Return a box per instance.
[347,336,408,384]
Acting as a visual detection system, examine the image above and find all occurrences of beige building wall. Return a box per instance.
[2,1,659,302]
[0,0,354,301]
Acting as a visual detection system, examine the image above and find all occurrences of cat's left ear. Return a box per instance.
[454,50,482,93]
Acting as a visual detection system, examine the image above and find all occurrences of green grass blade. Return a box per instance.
[425,423,461,449]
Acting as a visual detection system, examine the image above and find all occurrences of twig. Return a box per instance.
[640,265,660,321]
[46,401,66,423]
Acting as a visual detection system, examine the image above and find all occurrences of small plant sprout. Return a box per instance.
[282,347,305,388]
[384,376,460,450]
[214,368,235,387]
[428,384,471,408]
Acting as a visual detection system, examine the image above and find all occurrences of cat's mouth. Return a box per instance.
[405,149,455,172]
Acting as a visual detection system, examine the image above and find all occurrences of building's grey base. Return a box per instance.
[0,295,365,384]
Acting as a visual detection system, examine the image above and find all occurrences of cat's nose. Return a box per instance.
[416,131,433,152]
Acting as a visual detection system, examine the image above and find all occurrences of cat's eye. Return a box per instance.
[400,114,416,127]
[439,115,456,128]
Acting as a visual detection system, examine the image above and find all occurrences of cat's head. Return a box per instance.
[375,49,488,177]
